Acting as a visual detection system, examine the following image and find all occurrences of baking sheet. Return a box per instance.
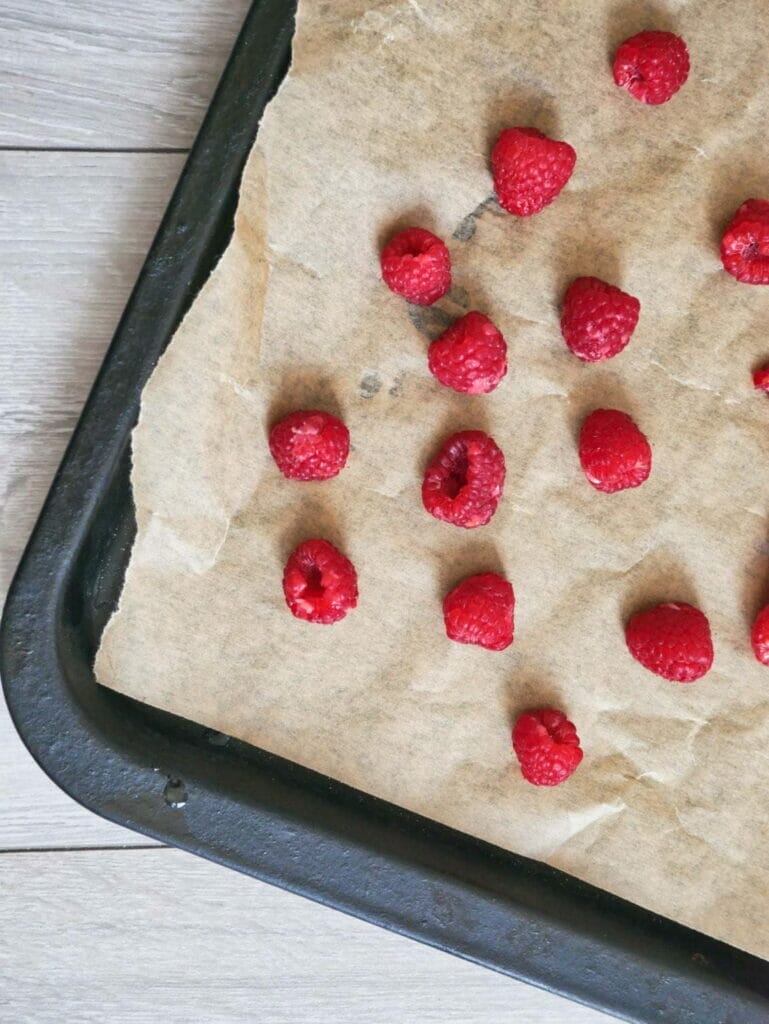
[96,0,769,958]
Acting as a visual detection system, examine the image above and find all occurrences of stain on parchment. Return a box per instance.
[452,195,503,242]
[389,374,404,397]
[407,304,454,340]
[359,372,383,399]
[449,284,470,309]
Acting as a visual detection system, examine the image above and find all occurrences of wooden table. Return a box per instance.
[0,5,613,1020]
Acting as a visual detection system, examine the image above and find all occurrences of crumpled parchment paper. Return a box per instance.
[96,0,769,959]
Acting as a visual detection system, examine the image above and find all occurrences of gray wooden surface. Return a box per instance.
[0,4,612,1020]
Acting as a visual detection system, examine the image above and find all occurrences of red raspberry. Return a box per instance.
[380,227,451,305]
[422,430,505,528]
[560,277,640,362]
[579,409,652,493]
[751,606,769,665]
[269,410,349,481]
[491,127,576,217]
[283,539,358,624]
[512,709,583,787]
[754,366,769,392]
[626,602,713,682]
[721,200,769,285]
[428,312,508,394]
[443,572,514,651]
[613,31,690,105]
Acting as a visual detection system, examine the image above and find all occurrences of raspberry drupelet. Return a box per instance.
[269,410,349,481]
[512,709,583,786]
[443,572,514,651]
[283,539,358,624]
[422,430,506,528]
[380,227,451,305]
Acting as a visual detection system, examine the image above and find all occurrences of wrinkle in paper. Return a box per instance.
[97,0,769,959]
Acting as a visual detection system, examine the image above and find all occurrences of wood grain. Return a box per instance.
[0,847,613,1023]
[0,1,251,149]
[0,152,182,848]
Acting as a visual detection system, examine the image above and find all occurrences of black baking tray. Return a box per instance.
[2,3,768,1020]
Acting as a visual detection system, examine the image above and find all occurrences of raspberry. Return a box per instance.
[560,277,640,362]
[751,606,769,665]
[283,539,358,624]
[754,366,769,392]
[443,572,514,651]
[613,31,690,105]
[721,200,769,285]
[269,410,349,481]
[380,227,451,305]
[422,430,505,528]
[626,602,713,682]
[428,312,508,394]
[512,709,583,787]
[491,127,576,217]
[578,409,652,493]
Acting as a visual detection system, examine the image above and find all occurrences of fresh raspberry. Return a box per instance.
[283,539,358,624]
[626,602,713,682]
[269,410,349,481]
[428,312,508,394]
[578,409,651,494]
[380,227,451,305]
[613,31,690,105]
[720,200,769,285]
[443,573,514,651]
[422,430,505,529]
[512,709,583,787]
[754,366,769,392]
[751,606,769,665]
[560,277,640,362]
[491,127,576,217]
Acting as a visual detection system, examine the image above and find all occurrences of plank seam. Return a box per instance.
[0,146,189,154]
[0,843,167,854]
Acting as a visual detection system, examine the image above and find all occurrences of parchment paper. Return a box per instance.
[96,0,769,959]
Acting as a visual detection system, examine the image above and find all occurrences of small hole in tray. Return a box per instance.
[203,729,231,747]
[163,778,188,809]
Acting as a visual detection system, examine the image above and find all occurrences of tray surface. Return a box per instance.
[2,3,769,1021]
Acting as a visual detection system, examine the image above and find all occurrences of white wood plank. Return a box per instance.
[0,151,184,596]
[0,847,615,1023]
[0,152,184,849]
[0,0,251,149]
